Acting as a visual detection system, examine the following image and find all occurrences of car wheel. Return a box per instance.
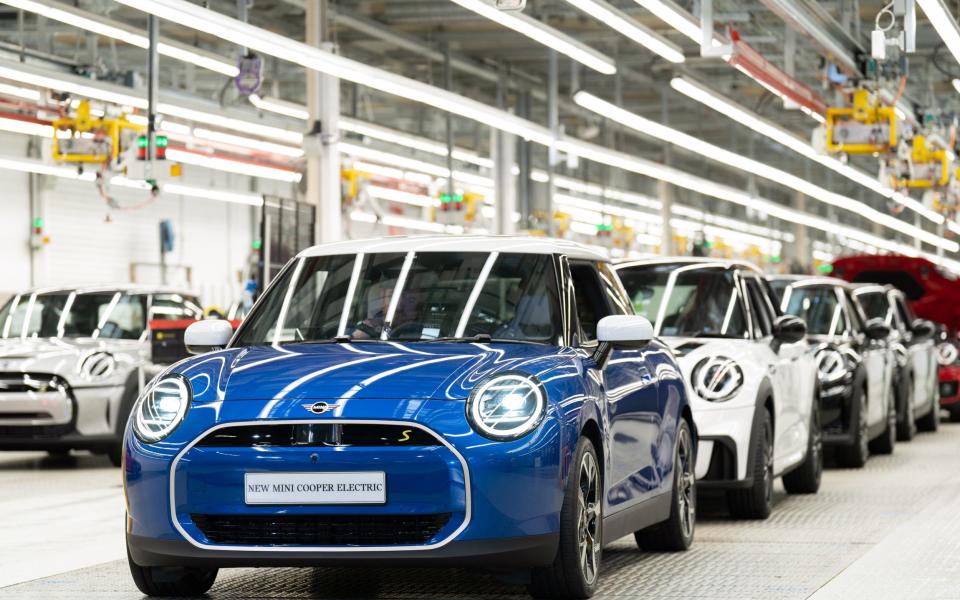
[783,401,822,494]
[837,385,869,468]
[127,545,217,597]
[869,396,897,455]
[917,396,940,432]
[635,419,695,551]
[896,376,916,441]
[727,409,773,520]
[529,437,601,600]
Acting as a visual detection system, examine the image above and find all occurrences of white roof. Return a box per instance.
[615,256,763,274]
[298,235,608,261]
[12,283,197,297]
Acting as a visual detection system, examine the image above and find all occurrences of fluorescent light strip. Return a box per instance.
[165,149,301,182]
[560,0,683,63]
[0,0,239,77]
[0,116,53,137]
[572,90,957,252]
[633,0,704,42]
[340,142,495,188]
[448,0,616,74]
[918,0,960,67]
[162,183,264,206]
[670,76,942,224]
[349,210,464,234]
[157,103,302,145]
[116,0,554,145]
[366,186,437,208]
[0,82,41,102]
[191,128,304,158]
[249,94,309,120]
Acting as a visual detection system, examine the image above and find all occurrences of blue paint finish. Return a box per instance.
[125,338,691,557]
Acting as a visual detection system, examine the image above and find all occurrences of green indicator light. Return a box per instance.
[252,240,262,250]
[137,135,148,148]
[702,240,713,248]
[453,194,464,202]
[33,217,43,228]
[156,136,168,148]
[770,255,782,263]
[818,264,834,274]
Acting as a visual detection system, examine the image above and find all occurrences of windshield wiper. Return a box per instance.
[422,335,545,345]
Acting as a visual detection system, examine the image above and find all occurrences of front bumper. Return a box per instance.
[939,367,960,409]
[691,403,755,488]
[124,397,565,566]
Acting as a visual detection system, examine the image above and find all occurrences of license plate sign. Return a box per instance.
[244,472,386,505]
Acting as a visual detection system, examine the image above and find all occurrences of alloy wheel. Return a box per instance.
[677,428,696,540]
[763,424,774,505]
[577,451,601,586]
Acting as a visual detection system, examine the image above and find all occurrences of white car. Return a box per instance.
[0,285,203,465]
[852,284,939,438]
[616,259,821,519]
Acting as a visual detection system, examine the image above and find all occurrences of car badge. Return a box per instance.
[302,401,334,415]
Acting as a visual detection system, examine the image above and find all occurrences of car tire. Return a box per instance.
[529,437,602,600]
[727,409,773,520]
[917,397,940,432]
[837,385,869,469]
[127,546,217,597]
[869,396,897,455]
[635,419,695,552]
[783,402,822,494]
[896,375,916,441]
[107,446,123,468]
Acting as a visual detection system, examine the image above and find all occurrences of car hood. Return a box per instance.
[176,341,575,402]
[0,337,143,384]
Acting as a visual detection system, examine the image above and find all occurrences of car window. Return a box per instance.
[842,290,866,333]
[597,263,631,316]
[618,264,747,338]
[743,277,773,337]
[0,291,148,339]
[894,295,916,325]
[150,294,203,321]
[570,262,613,344]
[233,252,562,345]
[783,286,846,336]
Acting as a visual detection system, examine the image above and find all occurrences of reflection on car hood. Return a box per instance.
[0,337,143,384]
[176,342,576,402]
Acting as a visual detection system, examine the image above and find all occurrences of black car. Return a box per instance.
[769,276,896,467]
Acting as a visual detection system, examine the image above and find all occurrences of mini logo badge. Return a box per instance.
[302,401,334,415]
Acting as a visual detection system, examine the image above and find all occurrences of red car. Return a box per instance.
[832,255,960,333]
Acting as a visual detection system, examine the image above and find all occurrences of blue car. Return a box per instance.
[123,236,696,599]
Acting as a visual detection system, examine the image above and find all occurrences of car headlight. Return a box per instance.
[466,374,546,440]
[816,348,848,385]
[691,356,743,402]
[132,375,191,443]
[938,343,959,366]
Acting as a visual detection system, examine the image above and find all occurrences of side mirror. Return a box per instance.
[184,320,233,355]
[597,315,654,346]
[772,315,807,345]
[911,318,935,341]
[864,317,891,341]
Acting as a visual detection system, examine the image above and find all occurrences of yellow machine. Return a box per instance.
[891,135,952,189]
[825,89,898,155]
[52,100,144,164]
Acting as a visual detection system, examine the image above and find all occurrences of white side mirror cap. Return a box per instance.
[597,315,654,345]
[184,320,233,355]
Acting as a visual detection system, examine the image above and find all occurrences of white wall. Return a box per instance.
[0,132,292,308]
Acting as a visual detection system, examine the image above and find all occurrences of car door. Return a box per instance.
[841,289,887,429]
[569,260,661,513]
[743,274,806,471]
[892,293,934,411]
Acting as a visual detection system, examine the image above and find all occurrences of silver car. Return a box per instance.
[0,285,202,465]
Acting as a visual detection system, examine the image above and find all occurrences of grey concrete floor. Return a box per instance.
[2,421,960,599]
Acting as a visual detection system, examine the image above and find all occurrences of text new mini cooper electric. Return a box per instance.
[123,237,696,600]
[768,276,896,467]
[0,285,202,465]
[615,259,821,520]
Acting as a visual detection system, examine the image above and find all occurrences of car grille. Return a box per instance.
[940,381,958,398]
[0,423,74,438]
[195,423,442,448]
[190,513,452,546]
[0,373,67,394]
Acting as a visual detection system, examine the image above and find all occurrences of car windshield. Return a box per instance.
[855,291,891,323]
[783,286,844,336]
[0,291,147,340]
[233,251,562,346]
[767,279,790,307]
[617,264,748,338]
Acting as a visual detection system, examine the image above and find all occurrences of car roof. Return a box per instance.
[298,235,608,261]
[614,256,763,275]
[850,283,897,296]
[9,284,198,297]
[767,275,852,289]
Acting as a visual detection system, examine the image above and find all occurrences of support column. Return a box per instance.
[306,0,342,243]
[546,49,558,237]
[493,68,516,235]
[658,180,673,256]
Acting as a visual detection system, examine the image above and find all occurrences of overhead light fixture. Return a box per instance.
[633,0,704,42]
[572,89,957,252]
[161,183,264,206]
[165,149,301,182]
[0,0,239,77]
[918,0,960,67]
[249,94,310,120]
[560,0,684,63]
[157,103,302,145]
[447,0,616,74]
[190,128,304,158]
[0,82,41,102]
[115,0,555,145]
[670,75,943,224]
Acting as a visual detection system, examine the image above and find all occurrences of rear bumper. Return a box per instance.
[127,532,559,569]
[939,370,960,408]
